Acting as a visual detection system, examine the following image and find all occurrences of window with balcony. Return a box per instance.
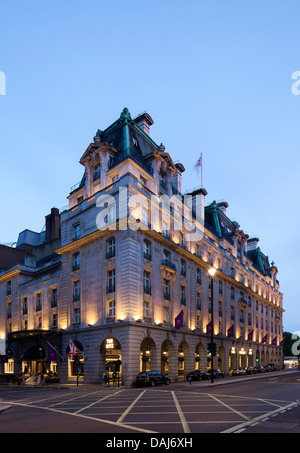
[180,259,186,277]
[219,301,223,317]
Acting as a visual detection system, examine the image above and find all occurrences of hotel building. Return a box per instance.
[0,108,284,385]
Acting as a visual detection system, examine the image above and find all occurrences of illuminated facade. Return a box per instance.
[0,109,284,385]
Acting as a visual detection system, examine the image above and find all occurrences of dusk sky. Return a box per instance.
[0,1,299,333]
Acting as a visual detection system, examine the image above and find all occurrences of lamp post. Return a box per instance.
[208,267,216,384]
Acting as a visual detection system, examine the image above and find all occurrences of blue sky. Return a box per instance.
[0,1,299,333]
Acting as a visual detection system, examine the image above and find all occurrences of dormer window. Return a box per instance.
[93,164,100,181]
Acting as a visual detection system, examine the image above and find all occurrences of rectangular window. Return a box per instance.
[36,293,42,312]
[7,302,11,319]
[7,281,11,296]
[93,164,100,181]
[107,269,116,294]
[51,288,58,308]
[73,281,81,302]
[73,308,80,324]
[196,268,201,284]
[73,224,80,241]
[143,270,151,295]
[143,300,151,319]
[22,297,28,315]
[52,313,57,328]
[163,279,170,301]
[107,300,115,318]
[219,280,223,295]
[73,252,80,271]
[231,286,235,300]
[196,292,201,310]
[219,301,223,317]
[106,238,116,259]
[180,285,186,305]
[163,305,170,323]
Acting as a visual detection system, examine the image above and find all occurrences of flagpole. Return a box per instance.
[47,341,64,361]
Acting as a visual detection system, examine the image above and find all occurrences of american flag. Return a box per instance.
[68,339,78,359]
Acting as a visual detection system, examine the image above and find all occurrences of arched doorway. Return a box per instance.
[161,339,174,377]
[140,337,157,372]
[195,343,205,370]
[100,337,122,381]
[218,345,225,372]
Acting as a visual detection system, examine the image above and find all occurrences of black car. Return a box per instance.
[136,371,171,387]
[186,370,207,381]
[206,369,225,379]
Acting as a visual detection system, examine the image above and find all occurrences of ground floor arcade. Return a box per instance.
[1,324,283,386]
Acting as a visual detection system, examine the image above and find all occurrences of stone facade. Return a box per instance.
[0,109,284,385]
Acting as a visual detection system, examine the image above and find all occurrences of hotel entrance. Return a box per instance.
[102,338,122,382]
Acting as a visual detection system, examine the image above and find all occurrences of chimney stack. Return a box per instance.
[134,112,154,136]
[45,208,60,243]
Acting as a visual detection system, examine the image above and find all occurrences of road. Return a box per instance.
[0,371,299,435]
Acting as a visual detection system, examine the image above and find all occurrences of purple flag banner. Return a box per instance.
[175,310,184,329]
[206,320,212,335]
[280,338,285,347]
[272,336,277,346]
[262,334,268,344]
[227,324,234,338]
[247,329,253,341]
[47,343,57,362]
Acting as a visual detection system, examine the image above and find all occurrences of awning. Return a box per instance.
[22,345,46,361]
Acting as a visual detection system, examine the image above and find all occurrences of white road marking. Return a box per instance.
[2,398,156,434]
[117,390,147,423]
[171,391,191,433]
[208,394,250,421]
[75,390,125,414]
[221,401,298,433]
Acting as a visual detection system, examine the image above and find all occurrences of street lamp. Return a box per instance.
[208,267,216,383]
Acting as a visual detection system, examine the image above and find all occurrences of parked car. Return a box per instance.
[244,366,257,375]
[186,370,207,381]
[136,371,171,387]
[206,369,225,379]
[255,366,267,373]
[265,365,274,372]
[232,368,247,376]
